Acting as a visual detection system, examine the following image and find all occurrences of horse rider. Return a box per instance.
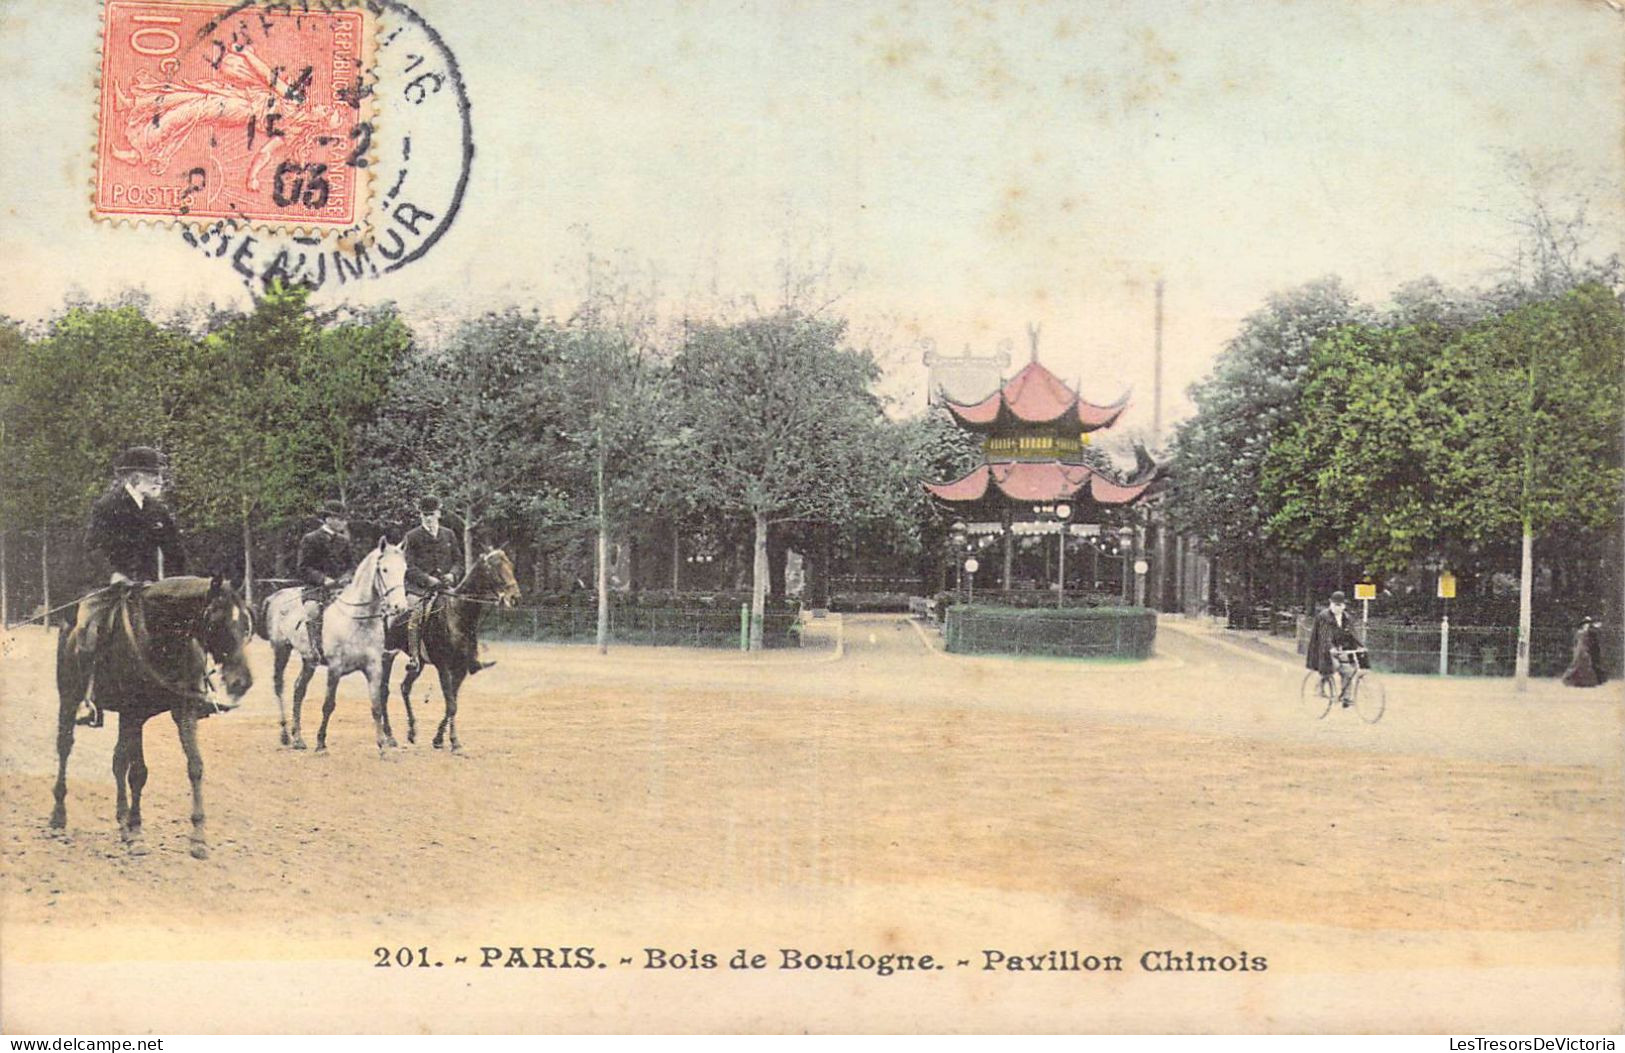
[401,495,462,672]
[66,446,195,725]
[296,500,354,664]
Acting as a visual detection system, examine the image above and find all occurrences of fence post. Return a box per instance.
[1439,613,1450,676]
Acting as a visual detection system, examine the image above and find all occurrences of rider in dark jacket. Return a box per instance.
[295,500,353,663]
[1305,590,1364,705]
[68,446,191,724]
[401,495,463,671]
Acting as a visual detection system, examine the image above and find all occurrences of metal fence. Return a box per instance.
[1293,617,1621,677]
[481,605,803,649]
[945,606,1157,660]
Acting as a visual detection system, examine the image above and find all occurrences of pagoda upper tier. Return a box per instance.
[943,360,1130,434]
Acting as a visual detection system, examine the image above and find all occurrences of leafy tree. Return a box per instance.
[1166,277,1367,600]
[1261,322,1450,572]
[353,309,565,566]
[669,311,893,650]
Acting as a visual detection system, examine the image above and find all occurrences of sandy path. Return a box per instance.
[1,617,1619,1032]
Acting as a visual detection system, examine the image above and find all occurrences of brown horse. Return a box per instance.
[51,576,254,859]
[379,547,520,752]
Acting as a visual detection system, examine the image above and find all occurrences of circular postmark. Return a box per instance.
[95,0,472,289]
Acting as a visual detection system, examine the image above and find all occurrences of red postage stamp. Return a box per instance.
[95,0,374,230]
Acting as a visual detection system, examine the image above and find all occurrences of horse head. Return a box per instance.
[373,536,412,618]
[475,546,522,608]
[200,575,254,700]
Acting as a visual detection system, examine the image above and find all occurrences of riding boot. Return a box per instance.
[405,608,423,672]
[307,612,325,664]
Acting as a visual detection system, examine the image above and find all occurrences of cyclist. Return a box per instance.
[1306,590,1364,707]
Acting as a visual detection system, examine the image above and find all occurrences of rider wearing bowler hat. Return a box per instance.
[295,500,354,664]
[401,495,463,672]
[67,446,190,724]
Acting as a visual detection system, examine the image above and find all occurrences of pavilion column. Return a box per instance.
[1001,510,1013,591]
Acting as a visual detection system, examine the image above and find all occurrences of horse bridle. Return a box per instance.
[331,555,409,620]
[117,590,247,709]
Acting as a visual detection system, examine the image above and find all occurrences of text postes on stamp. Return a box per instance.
[96,0,375,231]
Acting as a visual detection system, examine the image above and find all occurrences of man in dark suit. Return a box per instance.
[296,500,354,663]
[401,495,463,672]
[1305,590,1364,706]
[67,446,190,724]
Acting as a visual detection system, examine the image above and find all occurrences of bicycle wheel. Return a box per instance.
[1300,670,1334,719]
[1353,672,1386,724]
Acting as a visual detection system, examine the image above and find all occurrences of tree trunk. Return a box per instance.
[240,515,255,605]
[750,511,768,652]
[40,524,49,626]
[671,528,681,591]
[1,527,8,627]
[462,509,476,570]
[1515,520,1533,690]
[596,454,610,654]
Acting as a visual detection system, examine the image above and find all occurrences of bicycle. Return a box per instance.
[1299,646,1386,724]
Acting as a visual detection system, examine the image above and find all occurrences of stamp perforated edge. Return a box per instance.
[89,0,379,238]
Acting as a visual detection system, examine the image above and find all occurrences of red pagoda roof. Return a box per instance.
[943,361,1130,432]
[924,461,1152,506]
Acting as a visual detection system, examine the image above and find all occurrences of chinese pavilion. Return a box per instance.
[925,338,1157,590]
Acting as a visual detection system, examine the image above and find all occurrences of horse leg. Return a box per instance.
[368,664,390,758]
[315,670,339,753]
[289,661,316,750]
[126,717,150,848]
[172,708,208,860]
[399,659,421,746]
[378,651,398,749]
[112,713,134,840]
[51,632,87,830]
[272,642,293,746]
[440,666,466,753]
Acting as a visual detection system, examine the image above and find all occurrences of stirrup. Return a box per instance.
[75,700,103,728]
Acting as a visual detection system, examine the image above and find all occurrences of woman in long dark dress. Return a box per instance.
[1561,617,1608,688]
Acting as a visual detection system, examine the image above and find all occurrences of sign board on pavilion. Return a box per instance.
[1437,571,1457,599]
[1354,581,1377,600]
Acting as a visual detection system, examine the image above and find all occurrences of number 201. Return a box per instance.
[375,946,432,967]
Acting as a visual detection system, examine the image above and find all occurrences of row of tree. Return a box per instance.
[1167,266,1624,681]
[0,284,979,650]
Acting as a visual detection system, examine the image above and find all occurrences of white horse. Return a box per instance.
[260,537,410,755]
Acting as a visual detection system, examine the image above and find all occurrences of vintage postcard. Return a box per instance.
[1,0,1621,1036]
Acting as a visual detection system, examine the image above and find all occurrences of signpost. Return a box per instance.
[965,556,980,605]
[1355,579,1376,636]
[1437,571,1456,676]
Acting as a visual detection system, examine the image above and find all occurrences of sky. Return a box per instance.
[1,0,1620,430]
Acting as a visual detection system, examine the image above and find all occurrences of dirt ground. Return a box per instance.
[1,615,1620,1033]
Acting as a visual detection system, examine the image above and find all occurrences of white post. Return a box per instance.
[1439,611,1450,677]
[1515,523,1533,691]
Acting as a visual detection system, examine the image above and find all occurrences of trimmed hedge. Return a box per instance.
[482,596,801,648]
[944,604,1157,659]
[830,591,914,613]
